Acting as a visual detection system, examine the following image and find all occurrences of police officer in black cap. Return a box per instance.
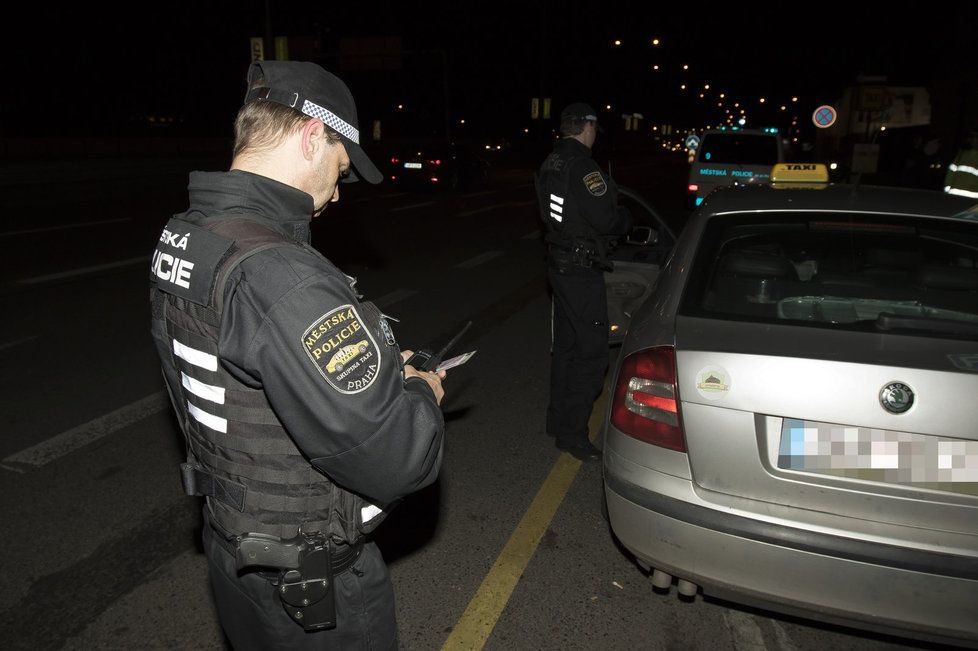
[150,60,446,649]
[536,102,631,460]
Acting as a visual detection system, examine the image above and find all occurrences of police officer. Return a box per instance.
[944,130,978,199]
[536,102,631,460]
[150,60,446,649]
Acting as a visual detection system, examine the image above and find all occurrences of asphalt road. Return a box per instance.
[0,147,946,650]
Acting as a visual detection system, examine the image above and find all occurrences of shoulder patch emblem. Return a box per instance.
[583,171,607,196]
[302,305,380,394]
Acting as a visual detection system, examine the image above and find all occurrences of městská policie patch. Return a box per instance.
[583,171,607,196]
[302,305,380,394]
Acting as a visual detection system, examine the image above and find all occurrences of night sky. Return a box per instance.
[6,2,976,141]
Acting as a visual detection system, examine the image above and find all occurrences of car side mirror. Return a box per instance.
[626,226,656,246]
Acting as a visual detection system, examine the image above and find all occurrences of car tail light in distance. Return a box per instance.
[390,157,400,164]
[688,184,699,193]
[428,159,442,166]
[430,177,439,183]
[611,346,685,452]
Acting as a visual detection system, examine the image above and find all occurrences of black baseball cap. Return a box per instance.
[244,61,383,184]
[560,102,599,122]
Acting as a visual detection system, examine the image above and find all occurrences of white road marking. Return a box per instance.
[0,217,131,238]
[522,230,541,240]
[389,201,437,213]
[722,611,768,651]
[0,335,41,352]
[374,288,419,309]
[1,391,170,472]
[455,251,503,269]
[18,256,148,285]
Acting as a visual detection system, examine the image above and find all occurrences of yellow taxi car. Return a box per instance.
[325,340,369,374]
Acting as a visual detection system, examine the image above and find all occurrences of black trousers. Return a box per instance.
[203,524,398,650]
[546,267,610,448]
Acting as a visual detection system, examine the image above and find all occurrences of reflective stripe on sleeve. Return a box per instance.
[362,504,383,523]
[549,194,564,205]
[188,401,228,433]
[550,212,563,222]
[173,339,218,372]
[948,163,978,177]
[181,372,226,404]
[946,186,978,198]
[550,202,563,213]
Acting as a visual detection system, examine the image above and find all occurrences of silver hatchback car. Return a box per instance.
[602,169,978,646]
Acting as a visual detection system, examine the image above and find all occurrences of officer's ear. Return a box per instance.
[300,119,327,163]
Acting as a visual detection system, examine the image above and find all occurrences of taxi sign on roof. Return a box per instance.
[771,163,829,184]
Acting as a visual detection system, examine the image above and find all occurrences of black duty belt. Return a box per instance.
[204,511,363,576]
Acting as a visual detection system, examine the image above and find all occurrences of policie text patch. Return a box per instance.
[582,171,607,196]
[302,305,381,394]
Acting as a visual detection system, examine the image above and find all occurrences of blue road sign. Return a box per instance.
[813,105,837,128]
[685,134,700,149]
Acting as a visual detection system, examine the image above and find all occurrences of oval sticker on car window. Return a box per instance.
[695,366,731,400]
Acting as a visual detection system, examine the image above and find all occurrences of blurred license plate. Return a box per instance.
[778,418,978,494]
[404,162,423,169]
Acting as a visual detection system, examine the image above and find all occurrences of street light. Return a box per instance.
[682,64,689,70]
[759,97,766,104]
[652,38,661,46]
[613,39,621,46]
[653,64,659,70]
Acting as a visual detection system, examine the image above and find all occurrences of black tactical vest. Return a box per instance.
[150,216,385,543]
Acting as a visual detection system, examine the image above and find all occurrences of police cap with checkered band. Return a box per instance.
[244,60,383,184]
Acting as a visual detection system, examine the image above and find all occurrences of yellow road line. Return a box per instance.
[441,388,610,650]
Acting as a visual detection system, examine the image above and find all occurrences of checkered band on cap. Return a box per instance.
[301,100,359,145]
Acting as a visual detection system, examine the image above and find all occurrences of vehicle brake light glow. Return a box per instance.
[688,184,699,193]
[390,157,400,164]
[430,177,439,183]
[610,346,685,452]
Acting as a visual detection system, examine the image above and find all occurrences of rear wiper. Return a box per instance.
[875,313,978,336]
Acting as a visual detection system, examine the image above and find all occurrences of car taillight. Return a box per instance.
[688,183,699,193]
[430,177,439,182]
[391,157,400,164]
[610,346,685,452]
[428,159,442,165]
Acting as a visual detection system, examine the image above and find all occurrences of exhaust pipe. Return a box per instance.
[650,569,672,589]
[647,567,700,598]
[677,579,698,597]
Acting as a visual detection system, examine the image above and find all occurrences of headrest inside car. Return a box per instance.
[719,251,798,279]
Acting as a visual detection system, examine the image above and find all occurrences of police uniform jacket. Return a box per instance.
[537,138,631,267]
[150,170,444,542]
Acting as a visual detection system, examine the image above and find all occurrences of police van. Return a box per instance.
[688,127,784,207]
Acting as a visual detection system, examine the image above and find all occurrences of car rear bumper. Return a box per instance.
[604,463,978,644]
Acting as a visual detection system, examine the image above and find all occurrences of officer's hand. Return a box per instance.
[401,350,446,405]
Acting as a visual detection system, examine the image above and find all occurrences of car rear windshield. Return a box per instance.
[697,134,779,165]
[679,212,978,339]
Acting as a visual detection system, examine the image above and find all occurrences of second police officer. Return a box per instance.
[536,102,632,461]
